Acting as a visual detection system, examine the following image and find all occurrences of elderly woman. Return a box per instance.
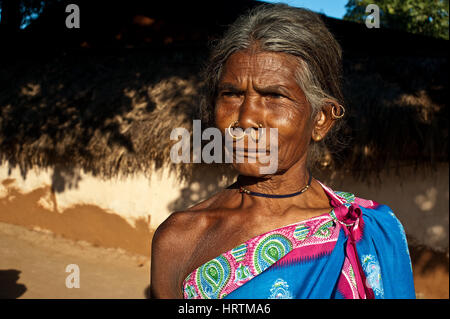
[150,4,415,299]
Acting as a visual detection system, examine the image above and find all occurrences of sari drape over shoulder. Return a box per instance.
[182,181,416,299]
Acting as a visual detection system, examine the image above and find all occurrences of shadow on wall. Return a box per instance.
[51,163,83,193]
[3,52,446,195]
[167,164,237,212]
[144,285,151,299]
[409,243,449,299]
[0,269,27,299]
[0,49,206,193]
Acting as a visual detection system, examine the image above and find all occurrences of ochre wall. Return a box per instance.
[0,162,448,298]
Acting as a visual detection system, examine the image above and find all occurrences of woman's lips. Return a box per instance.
[234,148,270,158]
[234,148,269,152]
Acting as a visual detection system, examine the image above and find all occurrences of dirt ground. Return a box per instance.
[1,221,448,299]
[0,222,151,299]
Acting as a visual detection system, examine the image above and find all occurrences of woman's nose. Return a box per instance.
[238,94,264,130]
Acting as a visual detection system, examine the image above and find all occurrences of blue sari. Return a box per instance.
[182,182,415,299]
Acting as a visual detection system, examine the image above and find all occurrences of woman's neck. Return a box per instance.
[235,160,325,215]
[237,160,310,196]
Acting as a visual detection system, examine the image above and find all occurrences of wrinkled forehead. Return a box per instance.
[220,50,301,86]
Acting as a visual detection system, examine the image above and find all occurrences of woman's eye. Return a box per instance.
[221,91,239,97]
[266,93,283,99]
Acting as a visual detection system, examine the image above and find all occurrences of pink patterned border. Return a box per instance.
[183,213,340,299]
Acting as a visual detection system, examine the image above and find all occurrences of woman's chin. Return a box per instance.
[232,162,273,178]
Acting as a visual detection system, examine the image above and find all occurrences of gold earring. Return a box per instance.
[331,104,345,119]
[313,133,322,141]
[227,121,245,140]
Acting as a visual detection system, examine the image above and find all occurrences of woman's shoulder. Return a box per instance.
[338,191,408,239]
[334,190,410,255]
[152,210,208,253]
[332,189,404,229]
[333,190,391,213]
[150,207,220,297]
[358,200,407,236]
[152,189,232,253]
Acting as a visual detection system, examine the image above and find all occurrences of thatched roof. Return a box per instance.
[0,1,447,187]
[336,55,448,181]
[0,49,206,182]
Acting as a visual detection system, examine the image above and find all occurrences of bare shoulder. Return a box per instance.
[152,188,231,253]
[150,189,235,298]
[150,209,211,298]
[152,210,206,250]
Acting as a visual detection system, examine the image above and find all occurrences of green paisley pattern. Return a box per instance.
[196,256,231,299]
[314,220,335,238]
[184,209,339,299]
[334,191,356,203]
[293,224,310,241]
[253,234,293,273]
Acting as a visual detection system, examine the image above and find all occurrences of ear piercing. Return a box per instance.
[331,104,345,119]
[313,133,322,141]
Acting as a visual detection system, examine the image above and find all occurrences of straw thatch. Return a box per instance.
[0,1,447,187]
[0,49,208,183]
[0,47,446,186]
[334,55,448,181]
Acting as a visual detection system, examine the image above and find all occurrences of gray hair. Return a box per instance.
[201,3,346,166]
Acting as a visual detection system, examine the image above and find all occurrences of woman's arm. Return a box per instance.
[150,211,200,299]
[150,214,185,299]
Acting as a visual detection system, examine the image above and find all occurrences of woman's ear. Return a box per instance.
[311,99,340,142]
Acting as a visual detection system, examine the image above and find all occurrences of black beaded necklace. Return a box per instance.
[239,170,312,199]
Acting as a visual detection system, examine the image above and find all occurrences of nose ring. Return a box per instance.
[227,121,245,140]
[250,123,264,141]
[227,121,264,140]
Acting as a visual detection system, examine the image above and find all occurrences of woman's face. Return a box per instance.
[215,50,318,177]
